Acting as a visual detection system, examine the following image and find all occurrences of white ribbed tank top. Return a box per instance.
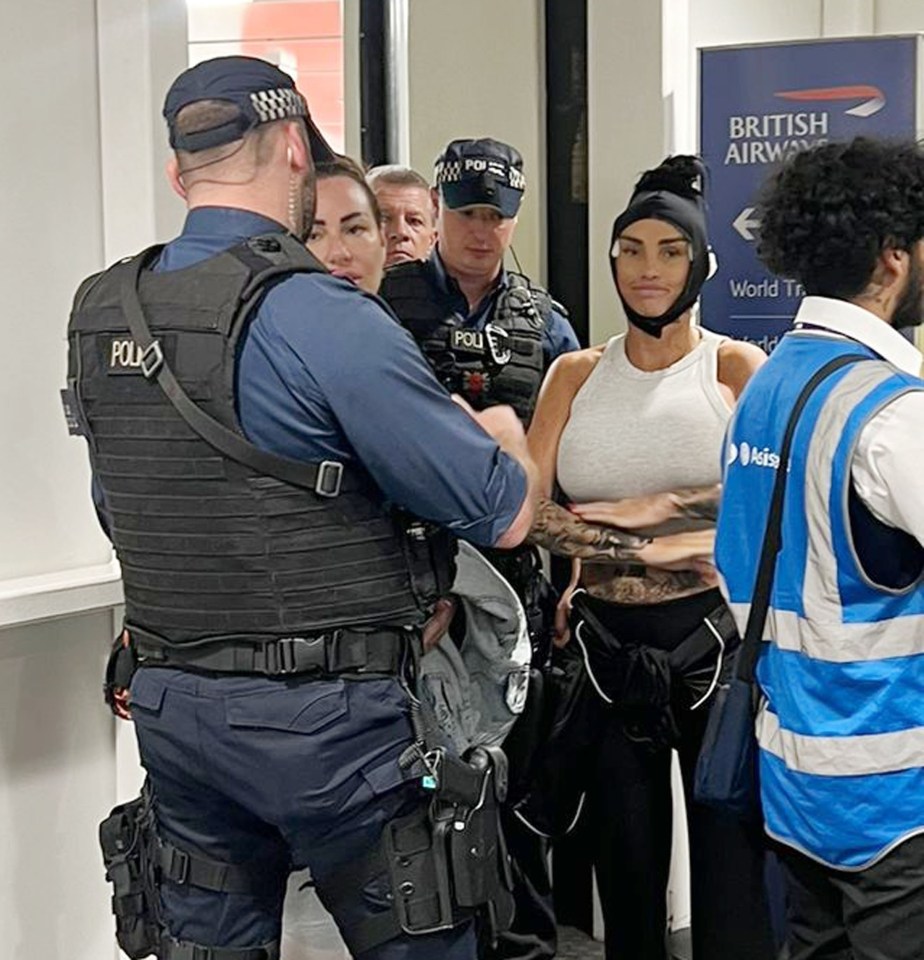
[557,330,732,503]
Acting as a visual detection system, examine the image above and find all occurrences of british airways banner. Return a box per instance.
[699,37,919,351]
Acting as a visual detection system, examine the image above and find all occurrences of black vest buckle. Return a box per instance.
[484,324,512,366]
[315,460,343,498]
[140,340,164,379]
[264,635,331,675]
[164,844,190,884]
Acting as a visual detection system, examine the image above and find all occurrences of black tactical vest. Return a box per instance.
[379,260,553,425]
[66,235,455,645]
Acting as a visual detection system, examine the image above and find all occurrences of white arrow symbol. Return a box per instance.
[845,95,885,117]
[733,207,761,241]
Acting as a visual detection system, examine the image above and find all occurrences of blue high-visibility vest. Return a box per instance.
[716,331,924,869]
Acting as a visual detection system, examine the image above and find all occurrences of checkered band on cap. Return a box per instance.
[250,87,307,123]
[434,160,463,184]
[508,168,526,190]
[435,156,524,191]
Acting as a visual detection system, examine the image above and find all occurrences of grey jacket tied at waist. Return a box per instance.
[420,541,531,754]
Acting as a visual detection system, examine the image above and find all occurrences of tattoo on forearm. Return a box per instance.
[528,498,651,562]
[669,486,721,523]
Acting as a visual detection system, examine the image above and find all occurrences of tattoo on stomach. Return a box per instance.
[582,563,710,605]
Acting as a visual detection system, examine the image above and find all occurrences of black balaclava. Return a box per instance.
[609,172,711,338]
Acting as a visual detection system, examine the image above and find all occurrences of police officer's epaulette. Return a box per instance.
[71,268,112,315]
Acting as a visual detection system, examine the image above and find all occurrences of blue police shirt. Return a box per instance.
[428,248,579,362]
[149,207,526,547]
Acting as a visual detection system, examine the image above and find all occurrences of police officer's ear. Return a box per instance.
[284,121,310,173]
[165,156,188,201]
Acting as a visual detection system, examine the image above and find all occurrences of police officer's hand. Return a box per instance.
[553,558,583,647]
[453,395,539,549]
[107,629,133,721]
[452,396,528,460]
[111,687,132,721]
[421,596,458,652]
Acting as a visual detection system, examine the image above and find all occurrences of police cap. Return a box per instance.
[163,55,334,162]
[434,138,525,218]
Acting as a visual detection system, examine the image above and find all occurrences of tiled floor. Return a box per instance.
[556,925,692,959]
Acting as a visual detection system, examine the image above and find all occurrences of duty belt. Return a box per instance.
[129,625,411,677]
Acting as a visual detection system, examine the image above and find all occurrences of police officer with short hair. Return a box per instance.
[379,138,578,960]
[380,138,578,422]
[68,57,540,960]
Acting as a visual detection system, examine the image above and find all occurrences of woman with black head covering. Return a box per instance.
[525,157,774,959]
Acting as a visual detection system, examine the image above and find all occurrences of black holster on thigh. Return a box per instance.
[99,780,280,960]
[99,786,162,959]
[329,746,514,956]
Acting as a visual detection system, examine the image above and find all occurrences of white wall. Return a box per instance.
[407,0,547,284]
[587,2,666,343]
[1,2,186,957]
[876,0,924,32]
[1,0,108,582]
[0,613,116,958]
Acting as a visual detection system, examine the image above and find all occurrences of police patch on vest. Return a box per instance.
[451,327,487,357]
[103,335,174,375]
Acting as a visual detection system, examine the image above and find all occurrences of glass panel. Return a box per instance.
[186,0,344,153]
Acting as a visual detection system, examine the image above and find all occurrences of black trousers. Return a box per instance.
[777,833,924,960]
[482,809,557,960]
[581,590,777,960]
[480,549,558,960]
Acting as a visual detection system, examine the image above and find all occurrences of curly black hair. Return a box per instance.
[757,137,924,299]
[634,154,706,201]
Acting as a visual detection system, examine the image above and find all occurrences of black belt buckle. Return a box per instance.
[327,627,368,673]
[164,844,190,884]
[264,636,329,675]
[314,460,343,498]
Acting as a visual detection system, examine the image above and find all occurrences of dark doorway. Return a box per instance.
[359,0,387,165]
[545,0,589,346]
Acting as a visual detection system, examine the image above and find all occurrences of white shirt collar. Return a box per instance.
[793,296,923,376]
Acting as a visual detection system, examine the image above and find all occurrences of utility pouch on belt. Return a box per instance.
[104,631,139,714]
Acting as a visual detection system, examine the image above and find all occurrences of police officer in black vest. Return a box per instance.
[379,139,578,960]
[67,58,542,960]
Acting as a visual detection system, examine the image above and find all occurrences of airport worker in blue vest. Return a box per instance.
[716,136,924,960]
[67,56,541,960]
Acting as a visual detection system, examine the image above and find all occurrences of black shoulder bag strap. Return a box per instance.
[734,352,867,682]
[119,246,345,498]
